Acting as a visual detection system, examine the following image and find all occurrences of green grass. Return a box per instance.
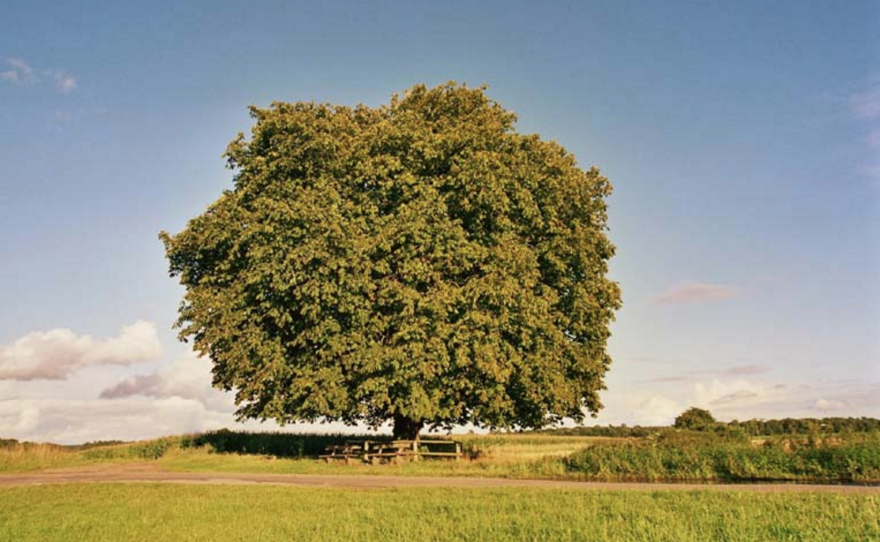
[565,430,880,483]
[3,430,879,484]
[0,484,877,541]
[153,445,572,479]
[157,430,880,484]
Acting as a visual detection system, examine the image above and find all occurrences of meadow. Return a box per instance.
[0,483,877,542]
[3,425,879,542]
[2,425,879,484]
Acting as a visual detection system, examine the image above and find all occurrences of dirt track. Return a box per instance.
[1,465,877,492]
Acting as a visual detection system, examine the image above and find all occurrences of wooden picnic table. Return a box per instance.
[322,438,462,464]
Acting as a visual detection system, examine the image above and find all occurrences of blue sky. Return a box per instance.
[1,0,878,442]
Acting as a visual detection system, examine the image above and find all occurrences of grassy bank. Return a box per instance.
[565,430,880,483]
[1,484,877,542]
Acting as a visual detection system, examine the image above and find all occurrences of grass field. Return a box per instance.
[3,429,878,484]
[1,483,877,542]
[3,430,878,541]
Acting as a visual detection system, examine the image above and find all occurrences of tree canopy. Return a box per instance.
[674,408,717,431]
[161,83,621,438]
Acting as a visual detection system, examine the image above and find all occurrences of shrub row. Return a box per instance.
[564,430,880,483]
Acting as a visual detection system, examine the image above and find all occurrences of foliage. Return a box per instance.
[727,416,880,436]
[190,429,386,458]
[3,428,880,483]
[674,407,717,431]
[1,484,877,542]
[81,437,188,461]
[565,429,880,483]
[160,82,622,437]
[534,416,880,438]
[536,425,654,438]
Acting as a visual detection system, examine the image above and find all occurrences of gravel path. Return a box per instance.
[1,465,877,492]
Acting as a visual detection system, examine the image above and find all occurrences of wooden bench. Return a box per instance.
[319,442,366,464]
[364,441,414,464]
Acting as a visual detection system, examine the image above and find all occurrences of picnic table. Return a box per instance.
[321,439,462,464]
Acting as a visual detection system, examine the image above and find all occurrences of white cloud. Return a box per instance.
[0,396,231,444]
[50,70,77,93]
[724,364,770,376]
[632,395,681,426]
[592,375,842,426]
[0,58,37,84]
[692,379,766,408]
[100,353,231,412]
[814,398,847,411]
[0,321,163,381]
[0,58,77,93]
[654,282,741,305]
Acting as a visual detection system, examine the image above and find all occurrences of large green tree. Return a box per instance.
[161,83,621,439]
[674,408,717,431]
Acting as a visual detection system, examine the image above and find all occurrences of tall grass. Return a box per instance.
[565,430,880,483]
[0,442,85,473]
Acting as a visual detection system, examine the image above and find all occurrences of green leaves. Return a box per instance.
[162,82,621,434]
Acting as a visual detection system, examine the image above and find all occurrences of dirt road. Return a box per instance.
[1,465,877,492]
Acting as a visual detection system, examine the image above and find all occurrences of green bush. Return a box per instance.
[190,430,390,458]
[83,437,182,461]
[564,429,880,483]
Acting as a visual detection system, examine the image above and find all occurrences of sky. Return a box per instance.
[1,0,878,443]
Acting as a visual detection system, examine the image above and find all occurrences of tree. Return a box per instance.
[160,83,622,439]
[674,407,717,431]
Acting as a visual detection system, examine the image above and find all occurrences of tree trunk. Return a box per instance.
[392,413,423,440]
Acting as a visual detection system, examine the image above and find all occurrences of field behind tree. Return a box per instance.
[3,423,879,542]
[3,421,879,484]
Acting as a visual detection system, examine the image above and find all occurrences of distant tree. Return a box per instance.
[161,83,622,439]
[674,407,716,431]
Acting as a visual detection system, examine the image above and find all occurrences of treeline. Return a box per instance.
[536,426,655,438]
[538,417,880,438]
[726,417,880,436]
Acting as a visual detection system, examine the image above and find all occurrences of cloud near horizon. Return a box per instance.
[0,321,162,380]
[724,364,770,376]
[1,359,877,443]
[622,379,790,426]
[100,353,231,413]
[653,282,741,305]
